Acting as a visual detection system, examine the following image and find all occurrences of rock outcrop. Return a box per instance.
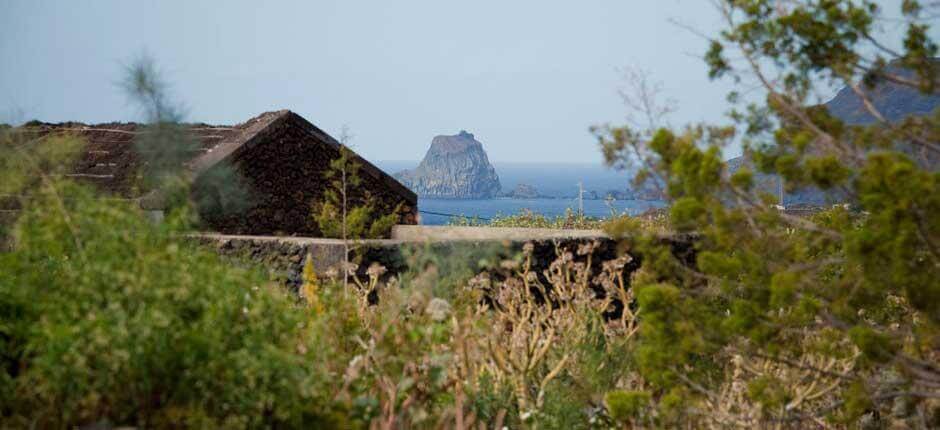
[500,183,542,199]
[395,131,501,199]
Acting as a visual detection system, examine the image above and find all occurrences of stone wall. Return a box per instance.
[193,235,406,288]
[193,231,697,297]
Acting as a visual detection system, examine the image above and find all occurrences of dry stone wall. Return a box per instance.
[195,234,698,298]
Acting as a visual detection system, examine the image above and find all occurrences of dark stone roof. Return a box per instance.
[16,110,416,207]
[17,121,237,197]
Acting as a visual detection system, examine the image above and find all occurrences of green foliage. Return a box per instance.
[839,381,875,423]
[314,144,399,239]
[746,376,791,412]
[0,133,83,196]
[449,208,608,230]
[635,284,708,386]
[669,197,706,231]
[121,54,199,190]
[4,2,940,427]
[604,390,651,423]
[0,182,347,428]
[468,373,516,426]
[397,241,509,301]
[0,129,85,245]
[593,0,940,425]
[848,326,899,364]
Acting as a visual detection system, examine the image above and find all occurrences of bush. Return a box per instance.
[592,1,940,427]
[605,390,651,424]
[0,182,348,428]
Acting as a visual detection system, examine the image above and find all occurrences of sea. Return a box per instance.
[416,198,666,225]
[375,161,668,225]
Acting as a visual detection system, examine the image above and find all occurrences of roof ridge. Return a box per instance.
[187,109,293,174]
[281,111,417,204]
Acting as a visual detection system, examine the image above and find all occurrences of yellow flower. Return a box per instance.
[301,253,323,313]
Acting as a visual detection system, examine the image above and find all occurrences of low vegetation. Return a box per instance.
[448,208,671,235]
[2,1,940,429]
[449,208,607,229]
[5,178,934,428]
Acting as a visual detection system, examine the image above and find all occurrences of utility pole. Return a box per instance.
[578,181,584,217]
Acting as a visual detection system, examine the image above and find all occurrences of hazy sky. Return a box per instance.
[0,1,925,163]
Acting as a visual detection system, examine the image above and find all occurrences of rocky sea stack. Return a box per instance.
[395,131,501,199]
[500,183,542,199]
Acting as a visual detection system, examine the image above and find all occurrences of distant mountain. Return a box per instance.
[394,131,502,199]
[826,61,940,125]
[726,61,940,206]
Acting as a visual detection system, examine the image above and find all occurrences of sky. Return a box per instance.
[0,0,926,163]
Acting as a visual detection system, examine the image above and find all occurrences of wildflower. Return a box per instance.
[301,254,324,312]
[544,269,564,286]
[366,263,387,278]
[572,262,586,274]
[496,286,516,306]
[522,242,535,255]
[605,319,626,335]
[342,261,359,275]
[504,277,524,290]
[469,273,491,289]
[611,255,631,270]
[425,298,452,322]
[577,241,595,255]
[525,271,538,283]
[345,355,365,381]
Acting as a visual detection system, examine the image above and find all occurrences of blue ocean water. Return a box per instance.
[374,160,665,225]
[377,160,636,199]
[417,198,666,225]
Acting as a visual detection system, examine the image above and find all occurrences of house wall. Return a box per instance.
[191,116,417,237]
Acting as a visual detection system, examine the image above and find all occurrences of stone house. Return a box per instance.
[12,110,417,236]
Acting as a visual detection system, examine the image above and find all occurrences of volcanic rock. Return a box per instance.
[500,183,542,199]
[395,130,501,199]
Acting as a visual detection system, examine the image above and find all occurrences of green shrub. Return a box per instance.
[604,390,651,423]
[0,182,349,428]
[450,208,608,229]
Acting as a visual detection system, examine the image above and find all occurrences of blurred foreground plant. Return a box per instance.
[0,178,349,427]
[592,1,940,427]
